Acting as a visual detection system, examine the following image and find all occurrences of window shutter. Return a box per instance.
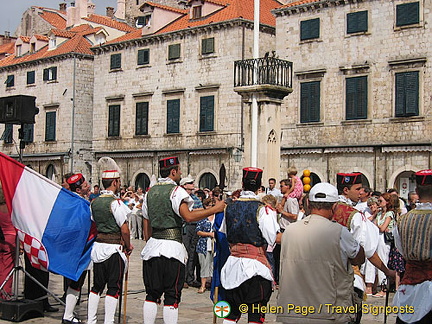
[301,81,320,123]
[301,18,320,41]
[110,54,121,69]
[136,102,149,135]
[6,75,14,87]
[396,2,420,27]
[200,96,214,132]
[346,76,367,120]
[43,68,49,81]
[202,38,214,55]
[51,67,57,80]
[395,73,406,117]
[168,44,180,60]
[45,111,56,141]
[405,71,419,116]
[3,124,13,143]
[138,49,150,65]
[108,105,120,136]
[167,99,180,133]
[23,124,34,143]
[27,71,35,84]
[347,11,368,34]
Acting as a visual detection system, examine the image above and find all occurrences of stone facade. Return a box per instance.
[274,0,432,196]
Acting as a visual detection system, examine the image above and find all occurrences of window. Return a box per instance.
[43,67,57,81]
[199,96,214,132]
[347,11,368,34]
[202,38,215,55]
[137,49,150,65]
[395,71,419,117]
[5,75,14,87]
[3,124,13,144]
[16,45,22,56]
[168,44,181,60]
[300,18,320,41]
[30,42,35,53]
[49,37,56,49]
[396,2,419,27]
[300,81,320,123]
[192,6,202,19]
[110,53,121,70]
[23,124,34,143]
[199,172,217,190]
[45,111,56,141]
[27,71,35,85]
[167,99,180,134]
[136,15,151,28]
[136,102,149,135]
[108,104,120,137]
[346,76,367,120]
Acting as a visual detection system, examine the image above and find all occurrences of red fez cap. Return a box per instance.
[159,157,179,169]
[415,169,432,185]
[67,173,85,191]
[337,172,362,186]
[242,167,263,182]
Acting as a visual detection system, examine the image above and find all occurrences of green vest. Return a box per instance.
[147,183,183,229]
[91,195,121,234]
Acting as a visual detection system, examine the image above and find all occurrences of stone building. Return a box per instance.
[273,0,432,197]
[91,0,282,190]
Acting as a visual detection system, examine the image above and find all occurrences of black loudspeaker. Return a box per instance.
[0,299,44,322]
[0,95,38,125]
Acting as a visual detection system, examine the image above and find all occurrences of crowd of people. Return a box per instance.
[0,159,431,324]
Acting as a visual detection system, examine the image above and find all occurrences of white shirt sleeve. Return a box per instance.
[170,186,194,217]
[257,206,280,246]
[142,194,149,220]
[350,212,379,259]
[111,199,130,227]
[339,226,361,267]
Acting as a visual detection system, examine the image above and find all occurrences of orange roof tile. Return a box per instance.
[279,0,319,9]
[34,35,49,41]
[188,0,228,6]
[20,36,31,43]
[51,29,76,38]
[0,42,15,55]
[144,1,188,14]
[83,14,136,32]
[35,7,67,29]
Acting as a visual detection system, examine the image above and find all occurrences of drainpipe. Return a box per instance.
[251,0,260,167]
[70,55,76,173]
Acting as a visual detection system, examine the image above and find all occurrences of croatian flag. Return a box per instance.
[0,152,94,281]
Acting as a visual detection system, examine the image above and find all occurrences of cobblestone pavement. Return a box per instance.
[1,239,397,323]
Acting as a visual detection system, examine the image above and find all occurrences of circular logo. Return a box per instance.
[213,301,231,318]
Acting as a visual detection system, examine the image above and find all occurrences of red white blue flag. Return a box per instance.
[0,152,94,281]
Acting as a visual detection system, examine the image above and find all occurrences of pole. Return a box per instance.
[70,55,76,173]
[212,286,219,324]
[251,0,260,167]
[122,255,130,324]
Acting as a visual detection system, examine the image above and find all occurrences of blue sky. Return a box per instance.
[0,0,117,36]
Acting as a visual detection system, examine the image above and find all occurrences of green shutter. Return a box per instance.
[202,38,215,55]
[3,124,13,143]
[301,18,320,41]
[45,111,56,141]
[168,44,181,60]
[5,75,14,87]
[110,54,121,69]
[43,68,49,81]
[200,96,214,132]
[51,67,57,80]
[346,76,367,120]
[395,71,419,117]
[167,99,180,133]
[137,49,150,65]
[23,124,34,143]
[396,2,420,27]
[347,11,368,34]
[136,102,149,135]
[108,105,120,136]
[300,81,320,123]
[27,71,35,84]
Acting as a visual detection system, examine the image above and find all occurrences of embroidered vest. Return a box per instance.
[225,198,266,247]
[147,183,183,230]
[91,195,120,234]
[333,202,358,231]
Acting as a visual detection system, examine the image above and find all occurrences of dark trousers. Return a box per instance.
[24,254,50,306]
[91,253,125,298]
[182,224,200,284]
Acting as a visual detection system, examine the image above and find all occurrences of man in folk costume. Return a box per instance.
[393,169,432,324]
[87,168,133,324]
[62,174,91,324]
[277,183,365,323]
[334,172,395,323]
[141,157,225,324]
[220,167,281,324]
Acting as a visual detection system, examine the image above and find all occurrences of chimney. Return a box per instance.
[59,3,67,11]
[106,7,115,18]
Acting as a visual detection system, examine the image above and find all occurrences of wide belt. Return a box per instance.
[152,228,182,243]
[95,232,122,244]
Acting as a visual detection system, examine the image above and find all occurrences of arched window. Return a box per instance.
[394,171,416,200]
[46,164,56,181]
[199,173,217,190]
[135,173,150,192]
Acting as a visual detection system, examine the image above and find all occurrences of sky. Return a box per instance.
[0,0,117,36]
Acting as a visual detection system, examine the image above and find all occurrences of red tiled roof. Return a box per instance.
[19,36,31,43]
[51,29,76,38]
[144,2,188,14]
[83,14,136,32]
[0,42,15,55]
[188,0,228,6]
[33,35,49,41]
[34,7,67,29]
[106,0,280,45]
[279,0,319,9]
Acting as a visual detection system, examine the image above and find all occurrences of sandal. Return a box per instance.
[197,287,206,294]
